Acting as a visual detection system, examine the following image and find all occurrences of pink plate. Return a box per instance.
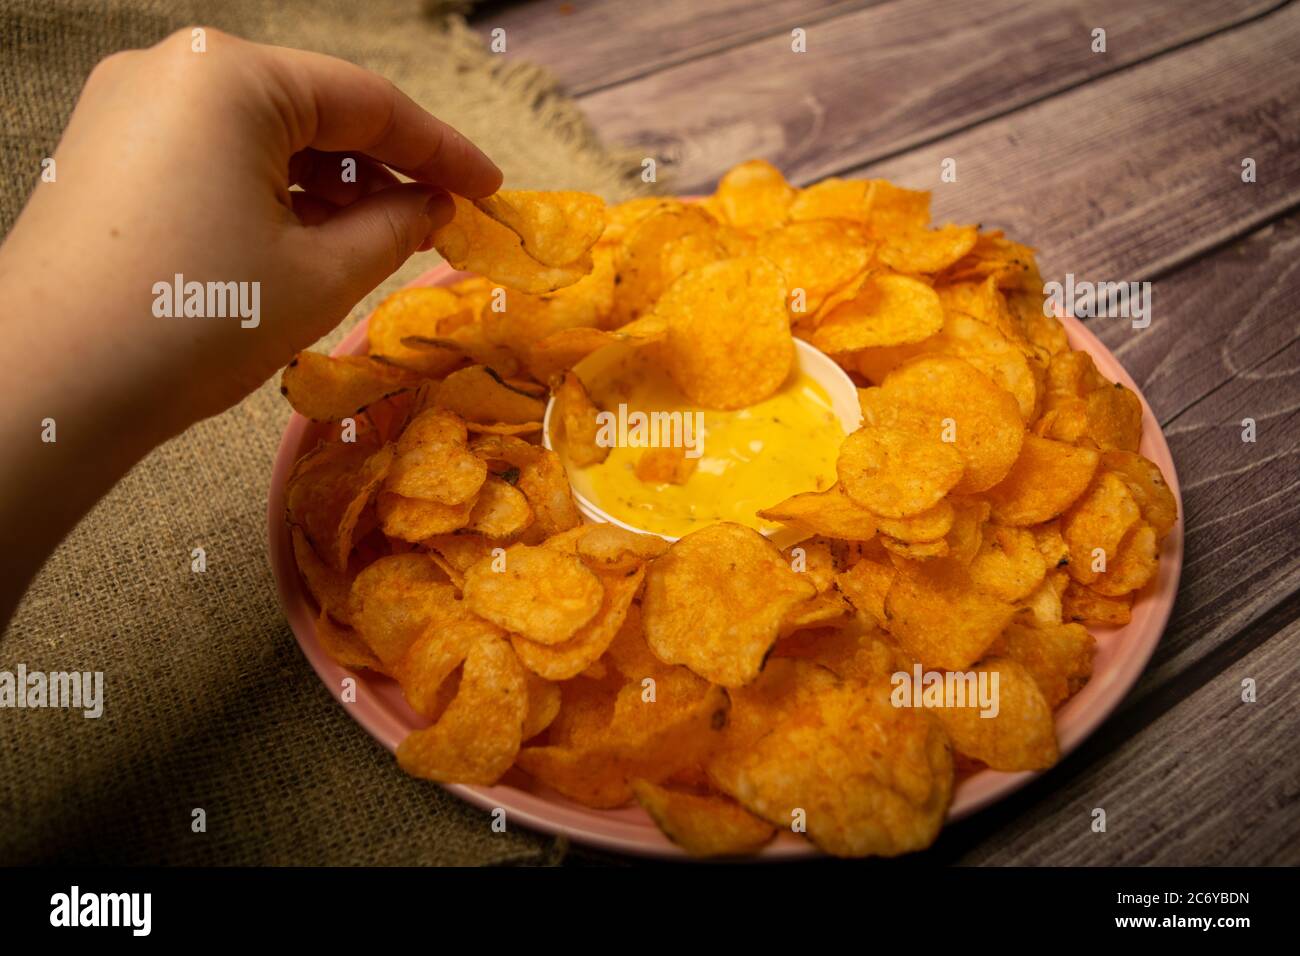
[269,263,1184,860]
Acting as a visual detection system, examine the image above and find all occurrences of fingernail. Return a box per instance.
[425,189,455,229]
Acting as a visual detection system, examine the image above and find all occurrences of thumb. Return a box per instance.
[307,183,454,303]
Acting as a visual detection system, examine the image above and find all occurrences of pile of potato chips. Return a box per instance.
[280,160,1176,858]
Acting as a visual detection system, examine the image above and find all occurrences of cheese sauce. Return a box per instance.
[558,348,845,539]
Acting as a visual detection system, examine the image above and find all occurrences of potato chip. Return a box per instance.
[758,483,877,539]
[874,499,955,542]
[483,247,614,351]
[984,434,1100,525]
[878,224,978,275]
[575,524,670,574]
[811,273,944,353]
[643,523,815,686]
[772,619,905,680]
[707,159,795,231]
[862,179,931,235]
[349,553,455,668]
[367,287,472,375]
[633,446,697,485]
[709,677,952,857]
[1090,521,1158,596]
[969,524,1048,602]
[880,356,1024,493]
[473,190,605,267]
[464,476,533,539]
[991,622,1095,709]
[524,318,667,383]
[510,566,645,680]
[1102,451,1177,539]
[282,352,422,422]
[463,543,603,645]
[755,220,872,316]
[292,527,355,626]
[546,670,623,748]
[517,672,729,807]
[468,434,582,540]
[938,233,1037,288]
[656,257,794,410]
[885,558,1016,670]
[315,610,385,674]
[398,615,501,718]
[286,439,392,572]
[930,311,1040,422]
[397,636,528,785]
[943,497,991,565]
[601,197,676,245]
[604,603,676,682]
[837,423,963,518]
[1039,351,1141,451]
[434,365,547,425]
[431,194,592,294]
[522,673,563,740]
[631,780,776,857]
[1062,581,1132,627]
[788,177,871,224]
[377,492,473,541]
[929,658,1058,771]
[1017,568,1069,627]
[1062,471,1141,585]
[612,204,722,323]
[836,558,896,626]
[554,370,609,466]
[881,535,949,561]
[384,407,486,505]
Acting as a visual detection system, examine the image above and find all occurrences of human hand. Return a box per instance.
[0,26,501,628]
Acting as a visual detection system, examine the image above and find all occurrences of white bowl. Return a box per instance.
[542,337,863,542]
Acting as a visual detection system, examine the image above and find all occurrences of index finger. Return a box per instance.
[259,44,502,197]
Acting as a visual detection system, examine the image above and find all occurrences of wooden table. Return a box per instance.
[471,0,1300,865]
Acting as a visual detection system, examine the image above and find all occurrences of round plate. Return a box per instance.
[269,262,1184,859]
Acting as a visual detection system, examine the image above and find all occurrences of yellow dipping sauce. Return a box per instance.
[557,348,845,539]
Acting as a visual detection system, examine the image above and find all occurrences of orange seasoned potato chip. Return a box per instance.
[464,476,533,539]
[812,273,944,353]
[463,543,604,645]
[837,423,963,518]
[758,483,877,540]
[1102,450,1177,539]
[880,356,1024,493]
[431,194,592,294]
[631,780,776,857]
[756,220,872,316]
[473,189,605,267]
[286,439,392,572]
[643,523,815,686]
[367,287,472,376]
[434,365,546,425]
[384,407,486,505]
[349,553,454,668]
[282,352,421,422]
[655,257,794,410]
[397,636,528,785]
[554,370,609,467]
[969,524,1049,602]
[510,565,644,680]
[885,558,1016,670]
[706,158,795,231]
[984,434,1100,525]
[1063,581,1133,627]
[709,675,953,858]
[1062,471,1141,585]
[634,446,697,485]
[929,658,1058,771]
[991,622,1096,709]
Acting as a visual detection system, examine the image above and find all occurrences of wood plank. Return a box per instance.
[960,613,1300,864]
[470,0,878,95]
[859,3,1300,285]
[577,0,1284,192]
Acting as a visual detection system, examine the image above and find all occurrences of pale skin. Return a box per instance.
[0,28,502,629]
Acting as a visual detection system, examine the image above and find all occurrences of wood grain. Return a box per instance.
[576,0,1285,192]
[470,0,880,94]
[959,616,1300,865]
[859,2,1300,284]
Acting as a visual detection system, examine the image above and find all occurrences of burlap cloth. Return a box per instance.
[0,0,651,865]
